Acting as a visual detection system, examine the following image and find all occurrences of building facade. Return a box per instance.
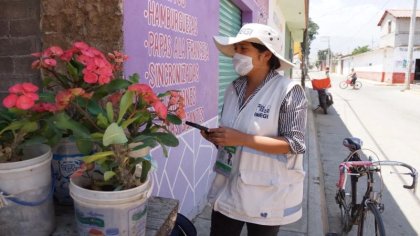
[337,10,420,83]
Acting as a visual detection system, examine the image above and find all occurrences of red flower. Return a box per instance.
[152,100,168,120]
[43,58,57,68]
[32,103,58,112]
[44,46,64,57]
[2,83,39,110]
[83,71,99,84]
[73,42,89,51]
[2,94,18,108]
[55,90,73,110]
[60,49,75,62]
[108,92,123,106]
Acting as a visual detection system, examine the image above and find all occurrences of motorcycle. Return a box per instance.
[311,77,333,114]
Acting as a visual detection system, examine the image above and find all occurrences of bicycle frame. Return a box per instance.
[337,160,418,192]
[336,152,418,235]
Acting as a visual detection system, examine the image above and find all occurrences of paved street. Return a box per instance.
[309,71,420,235]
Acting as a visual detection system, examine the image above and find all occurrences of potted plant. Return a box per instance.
[29,42,186,235]
[0,83,56,236]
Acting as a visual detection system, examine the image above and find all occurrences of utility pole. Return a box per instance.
[328,36,331,70]
[403,0,417,91]
[321,36,331,70]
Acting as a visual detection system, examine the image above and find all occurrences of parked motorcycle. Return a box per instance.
[311,77,333,114]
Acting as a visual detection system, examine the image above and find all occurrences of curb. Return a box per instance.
[305,87,329,235]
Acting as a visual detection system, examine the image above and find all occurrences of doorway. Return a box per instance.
[415,59,420,81]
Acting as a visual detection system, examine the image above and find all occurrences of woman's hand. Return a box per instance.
[207,127,246,147]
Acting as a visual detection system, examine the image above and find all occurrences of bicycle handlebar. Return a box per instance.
[375,161,418,191]
[337,160,418,192]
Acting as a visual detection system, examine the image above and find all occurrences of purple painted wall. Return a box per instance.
[123,0,219,123]
[123,0,219,217]
[233,0,268,24]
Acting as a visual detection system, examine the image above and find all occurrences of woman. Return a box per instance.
[201,23,308,236]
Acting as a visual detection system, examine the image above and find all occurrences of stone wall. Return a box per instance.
[0,0,42,98]
[41,0,123,53]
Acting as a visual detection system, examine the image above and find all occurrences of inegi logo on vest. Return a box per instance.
[254,104,271,119]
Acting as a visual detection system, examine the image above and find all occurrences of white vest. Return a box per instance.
[209,75,305,225]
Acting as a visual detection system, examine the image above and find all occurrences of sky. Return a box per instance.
[309,0,418,61]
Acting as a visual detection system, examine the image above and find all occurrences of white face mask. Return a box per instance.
[232,53,253,76]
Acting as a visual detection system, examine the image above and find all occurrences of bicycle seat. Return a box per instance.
[343,137,363,151]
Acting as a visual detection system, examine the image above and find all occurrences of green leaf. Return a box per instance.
[131,136,157,148]
[120,111,150,129]
[92,79,131,100]
[21,121,39,133]
[70,60,84,80]
[52,112,93,154]
[75,137,93,155]
[42,77,55,87]
[106,102,114,123]
[129,73,140,83]
[103,122,128,146]
[104,171,116,181]
[160,144,169,157]
[66,62,79,80]
[140,160,152,183]
[73,96,88,107]
[38,91,56,103]
[117,91,134,124]
[90,132,104,141]
[0,120,25,135]
[52,112,87,135]
[87,100,103,115]
[166,114,182,125]
[158,91,170,98]
[83,151,114,163]
[150,132,179,147]
[96,113,109,129]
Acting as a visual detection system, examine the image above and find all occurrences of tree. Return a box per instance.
[307,19,319,54]
[352,45,370,55]
[301,18,319,86]
[316,49,329,68]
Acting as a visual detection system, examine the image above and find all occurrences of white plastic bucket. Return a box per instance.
[70,174,153,236]
[52,138,84,205]
[0,144,55,236]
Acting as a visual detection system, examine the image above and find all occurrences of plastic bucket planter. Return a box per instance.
[52,138,85,205]
[70,174,153,236]
[0,144,55,236]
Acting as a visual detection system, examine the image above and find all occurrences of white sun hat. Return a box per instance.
[213,23,295,70]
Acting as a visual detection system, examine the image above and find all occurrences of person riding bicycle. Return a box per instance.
[348,68,357,85]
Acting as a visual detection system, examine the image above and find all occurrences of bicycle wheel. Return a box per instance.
[339,81,348,89]
[357,202,385,236]
[354,81,362,90]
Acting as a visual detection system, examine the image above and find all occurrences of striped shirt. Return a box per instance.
[231,70,307,154]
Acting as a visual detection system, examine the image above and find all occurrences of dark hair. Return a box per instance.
[250,42,281,70]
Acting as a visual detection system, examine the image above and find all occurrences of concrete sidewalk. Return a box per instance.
[191,80,328,236]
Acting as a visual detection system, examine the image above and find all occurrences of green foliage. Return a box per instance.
[308,18,319,44]
[352,45,370,55]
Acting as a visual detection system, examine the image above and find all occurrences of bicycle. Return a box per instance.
[335,137,418,235]
[339,76,362,89]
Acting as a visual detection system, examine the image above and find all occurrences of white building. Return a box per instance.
[337,10,420,83]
